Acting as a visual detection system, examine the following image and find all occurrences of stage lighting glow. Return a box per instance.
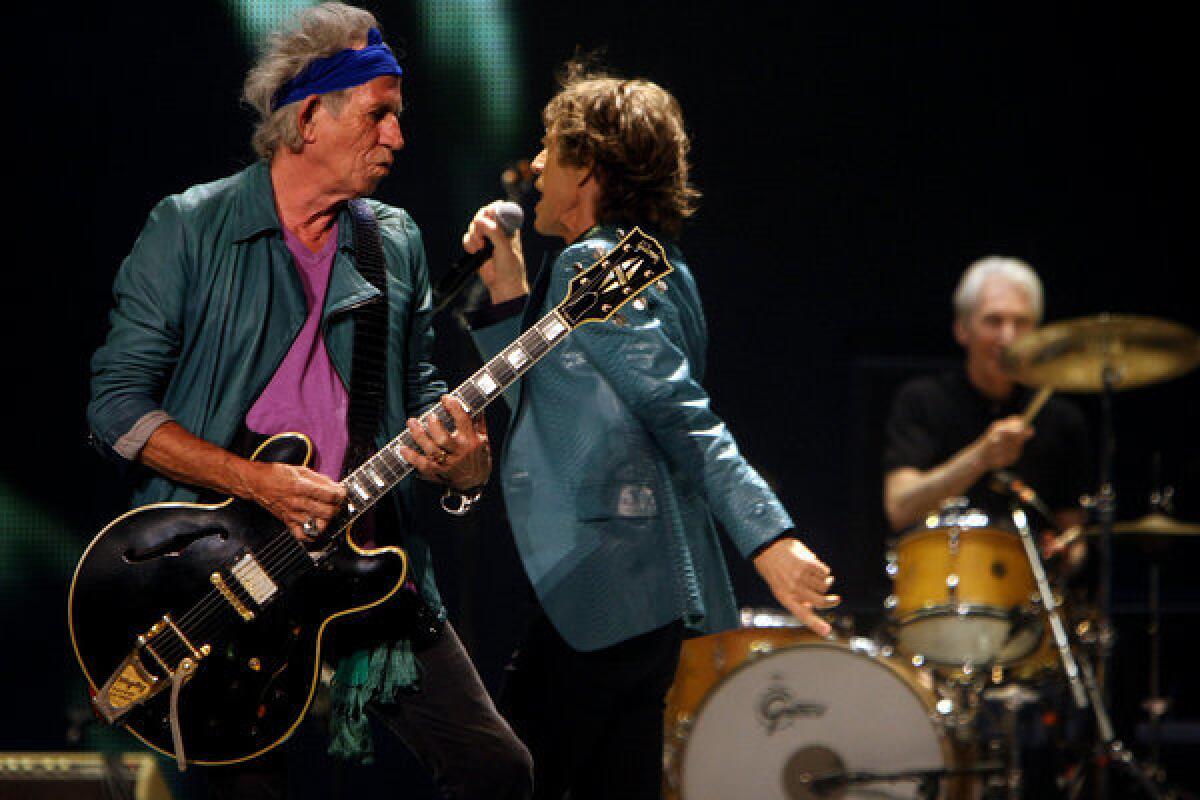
[227,0,318,50]
[416,0,524,208]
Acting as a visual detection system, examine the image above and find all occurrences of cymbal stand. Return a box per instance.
[1095,366,1118,702]
[1009,504,1163,799]
[1144,469,1173,772]
[1094,364,1119,799]
[1144,560,1168,769]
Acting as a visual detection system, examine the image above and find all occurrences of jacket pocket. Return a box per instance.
[575,481,660,521]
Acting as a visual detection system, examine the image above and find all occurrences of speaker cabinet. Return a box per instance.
[0,752,172,800]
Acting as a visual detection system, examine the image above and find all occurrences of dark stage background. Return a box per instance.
[4,2,1195,798]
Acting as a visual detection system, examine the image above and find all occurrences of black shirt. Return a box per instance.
[883,370,1091,525]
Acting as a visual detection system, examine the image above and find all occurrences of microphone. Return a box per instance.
[433,201,524,312]
[990,469,1057,525]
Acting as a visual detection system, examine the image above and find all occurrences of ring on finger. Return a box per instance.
[432,447,450,466]
[302,518,318,536]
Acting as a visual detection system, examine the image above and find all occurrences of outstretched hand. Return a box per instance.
[752,537,840,636]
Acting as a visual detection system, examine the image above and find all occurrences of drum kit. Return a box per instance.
[663,315,1200,799]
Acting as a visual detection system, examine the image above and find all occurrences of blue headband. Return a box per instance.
[271,28,402,111]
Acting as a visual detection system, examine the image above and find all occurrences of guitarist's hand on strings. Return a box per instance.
[752,537,840,637]
[400,395,491,491]
[139,420,347,545]
[243,462,347,544]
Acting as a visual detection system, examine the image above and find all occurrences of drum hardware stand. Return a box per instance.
[1143,469,1173,774]
[1143,559,1170,773]
[1008,504,1164,799]
[981,683,1040,800]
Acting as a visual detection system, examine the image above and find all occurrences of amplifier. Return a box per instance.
[0,752,172,800]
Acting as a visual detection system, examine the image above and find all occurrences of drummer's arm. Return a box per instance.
[884,416,1033,531]
[884,458,987,532]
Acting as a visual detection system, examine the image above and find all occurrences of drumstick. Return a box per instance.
[1047,524,1082,555]
[1021,385,1054,426]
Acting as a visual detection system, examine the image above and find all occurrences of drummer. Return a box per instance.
[882,256,1090,539]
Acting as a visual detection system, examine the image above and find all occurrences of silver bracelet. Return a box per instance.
[440,485,484,516]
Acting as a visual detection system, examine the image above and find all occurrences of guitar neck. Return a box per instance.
[338,308,572,520]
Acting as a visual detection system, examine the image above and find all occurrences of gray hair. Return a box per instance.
[242,3,380,160]
[953,255,1044,322]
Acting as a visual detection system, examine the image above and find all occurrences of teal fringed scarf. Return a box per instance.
[327,639,421,763]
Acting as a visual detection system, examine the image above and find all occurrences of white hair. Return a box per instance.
[242,3,379,160]
[953,256,1044,322]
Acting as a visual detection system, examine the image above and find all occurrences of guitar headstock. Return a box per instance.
[556,228,674,328]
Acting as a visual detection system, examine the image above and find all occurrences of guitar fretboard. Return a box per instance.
[338,310,572,519]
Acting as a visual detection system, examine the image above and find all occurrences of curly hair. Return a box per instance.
[242,2,379,160]
[542,61,700,238]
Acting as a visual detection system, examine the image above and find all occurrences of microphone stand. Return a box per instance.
[1007,502,1163,799]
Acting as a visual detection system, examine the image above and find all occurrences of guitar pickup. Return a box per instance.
[229,552,278,606]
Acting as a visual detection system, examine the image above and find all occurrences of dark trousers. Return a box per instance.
[209,622,533,799]
[499,613,684,800]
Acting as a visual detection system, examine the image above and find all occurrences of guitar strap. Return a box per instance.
[344,199,390,476]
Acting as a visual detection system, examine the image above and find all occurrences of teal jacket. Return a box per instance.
[88,161,447,609]
[470,227,794,651]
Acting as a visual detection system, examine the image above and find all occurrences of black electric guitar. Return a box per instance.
[69,228,672,767]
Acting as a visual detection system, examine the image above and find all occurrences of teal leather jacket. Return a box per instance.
[470,227,794,651]
[88,161,448,608]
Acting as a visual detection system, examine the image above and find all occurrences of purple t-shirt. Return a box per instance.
[246,224,349,479]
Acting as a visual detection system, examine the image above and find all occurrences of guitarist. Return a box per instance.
[461,61,840,799]
[87,3,531,798]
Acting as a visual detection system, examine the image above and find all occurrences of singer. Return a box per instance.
[881,256,1090,534]
[458,60,839,799]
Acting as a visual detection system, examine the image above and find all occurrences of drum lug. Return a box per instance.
[670,712,693,740]
[750,640,775,657]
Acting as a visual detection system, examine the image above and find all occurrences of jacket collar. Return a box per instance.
[230,160,362,253]
[232,160,283,243]
[232,161,380,312]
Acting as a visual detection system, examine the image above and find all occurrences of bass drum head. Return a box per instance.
[679,640,953,799]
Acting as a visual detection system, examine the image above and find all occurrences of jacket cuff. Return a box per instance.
[748,529,795,561]
[113,409,174,461]
[463,294,527,330]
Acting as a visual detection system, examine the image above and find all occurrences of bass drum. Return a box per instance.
[665,613,977,800]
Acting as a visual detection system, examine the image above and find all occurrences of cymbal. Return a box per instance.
[1001,314,1200,391]
[1086,512,1200,537]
